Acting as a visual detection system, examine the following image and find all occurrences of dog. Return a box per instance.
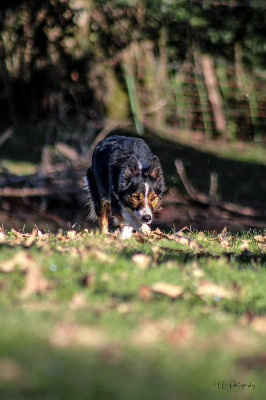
[84,135,165,239]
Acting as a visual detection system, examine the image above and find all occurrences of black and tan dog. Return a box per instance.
[84,136,165,239]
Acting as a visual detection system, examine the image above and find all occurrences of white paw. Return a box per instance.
[120,225,133,240]
[139,224,151,236]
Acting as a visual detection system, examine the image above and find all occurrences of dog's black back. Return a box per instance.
[85,135,165,224]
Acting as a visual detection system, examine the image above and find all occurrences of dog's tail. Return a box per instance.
[83,167,98,221]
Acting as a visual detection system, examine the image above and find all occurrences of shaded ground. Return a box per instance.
[0,128,266,232]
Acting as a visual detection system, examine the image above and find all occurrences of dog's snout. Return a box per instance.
[142,215,151,223]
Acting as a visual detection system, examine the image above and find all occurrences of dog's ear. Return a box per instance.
[124,154,140,180]
[149,156,163,181]
[149,156,166,194]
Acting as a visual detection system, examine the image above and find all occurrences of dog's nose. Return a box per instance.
[142,215,151,223]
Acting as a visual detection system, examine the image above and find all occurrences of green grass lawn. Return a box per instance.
[1,228,266,399]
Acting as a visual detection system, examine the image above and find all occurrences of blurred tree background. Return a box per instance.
[0,0,266,148]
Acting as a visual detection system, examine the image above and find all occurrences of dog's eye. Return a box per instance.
[131,194,140,202]
[150,195,158,202]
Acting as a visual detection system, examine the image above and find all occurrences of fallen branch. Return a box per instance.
[175,159,264,218]
[0,186,81,197]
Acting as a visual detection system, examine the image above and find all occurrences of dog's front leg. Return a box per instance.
[121,208,151,236]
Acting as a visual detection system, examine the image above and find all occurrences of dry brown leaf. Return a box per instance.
[195,281,233,299]
[167,321,194,347]
[219,226,228,239]
[220,239,230,249]
[21,301,58,311]
[132,320,174,346]
[117,303,134,314]
[51,322,107,348]
[11,228,24,239]
[69,293,87,310]
[258,243,266,253]
[151,282,184,299]
[0,252,31,272]
[132,254,152,269]
[172,234,202,250]
[138,285,153,301]
[21,263,50,298]
[0,358,26,383]
[192,267,204,278]
[1,252,51,298]
[239,239,251,251]
[0,229,6,244]
[254,235,266,243]
[66,230,77,239]
[250,317,266,335]
[24,229,37,248]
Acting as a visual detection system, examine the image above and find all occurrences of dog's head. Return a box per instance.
[118,154,166,224]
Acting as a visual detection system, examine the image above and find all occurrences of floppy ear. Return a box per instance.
[149,156,163,181]
[124,154,140,180]
[119,155,140,190]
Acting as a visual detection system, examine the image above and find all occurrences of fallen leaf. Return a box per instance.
[172,234,202,251]
[254,235,266,243]
[138,285,153,301]
[51,322,107,348]
[220,239,230,250]
[0,358,26,383]
[11,228,24,239]
[21,263,50,298]
[239,239,251,251]
[219,226,228,239]
[24,229,37,248]
[132,320,174,346]
[117,303,134,314]
[66,230,77,239]
[151,282,184,299]
[195,281,233,299]
[132,254,152,269]
[0,252,51,298]
[0,252,31,272]
[69,293,87,310]
[167,322,194,347]
[257,243,266,253]
[250,316,266,335]
[0,229,6,243]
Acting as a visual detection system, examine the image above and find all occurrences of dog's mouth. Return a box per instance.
[132,210,153,225]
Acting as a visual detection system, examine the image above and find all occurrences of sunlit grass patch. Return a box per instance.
[0,227,266,399]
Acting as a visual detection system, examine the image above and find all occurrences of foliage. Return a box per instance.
[0,0,266,141]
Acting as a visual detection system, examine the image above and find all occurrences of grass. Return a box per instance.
[1,228,266,399]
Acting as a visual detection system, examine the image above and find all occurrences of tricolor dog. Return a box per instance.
[84,136,165,239]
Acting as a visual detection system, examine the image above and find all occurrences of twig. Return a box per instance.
[174,159,207,203]
[0,127,13,148]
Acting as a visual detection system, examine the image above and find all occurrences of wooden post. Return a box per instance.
[201,55,227,137]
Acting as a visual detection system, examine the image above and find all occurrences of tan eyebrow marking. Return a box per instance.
[147,192,159,210]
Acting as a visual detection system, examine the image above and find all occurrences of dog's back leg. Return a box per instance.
[85,167,101,220]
